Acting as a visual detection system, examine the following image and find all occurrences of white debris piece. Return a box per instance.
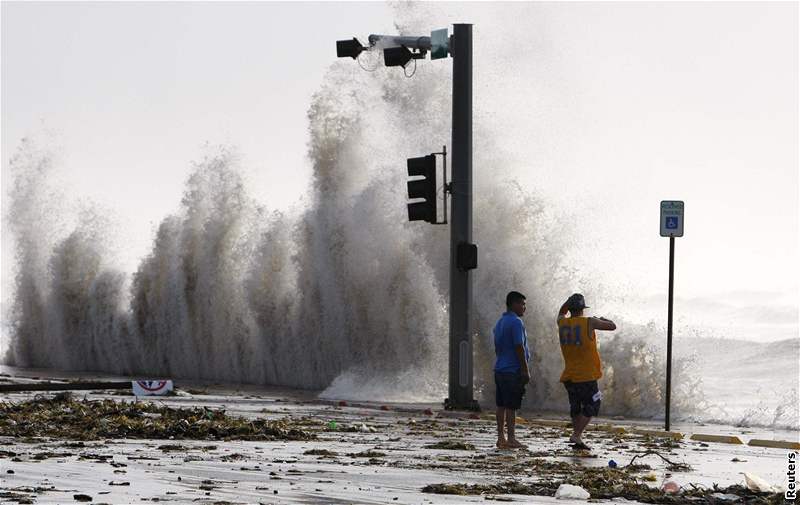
[743,472,779,493]
[710,493,741,501]
[555,483,590,500]
[661,481,680,493]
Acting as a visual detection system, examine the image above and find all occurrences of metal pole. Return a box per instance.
[665,235,675,431]
[447,24,474,410]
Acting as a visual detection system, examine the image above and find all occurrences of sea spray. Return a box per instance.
[47,209,130,372]
[131,148,264,383]
[4,138,57,368]
[3,76,702,422]
[296,62,448,391]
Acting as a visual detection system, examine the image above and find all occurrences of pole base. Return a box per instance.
[443,397,481,412]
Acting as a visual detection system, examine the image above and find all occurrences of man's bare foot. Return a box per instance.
[496,439,509,449]
[506,438,527,449]
[569,435,590,450]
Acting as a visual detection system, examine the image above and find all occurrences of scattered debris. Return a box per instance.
[626,450,692,472]
[710,492,742,501]
[422,481,553,496]
[0,388,787,505]
[348,450,386,458]
[0,394,317,441]
[422,473,784,504]
[304,449,338,457]
[743,472,779,493]
[220,452,247,462]
[661,481,680,493]
[359,423,377,433]
[555,483,590,500]
[157,444,187,452]
[425,440,476,450]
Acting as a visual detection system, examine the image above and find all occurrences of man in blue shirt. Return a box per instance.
[493,291,531,449]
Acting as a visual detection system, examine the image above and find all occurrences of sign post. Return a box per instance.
[660,200,684,431]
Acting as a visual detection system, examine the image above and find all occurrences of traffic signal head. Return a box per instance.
[406,155,437,223]
[384,45,414,67]
[337,38,365,59]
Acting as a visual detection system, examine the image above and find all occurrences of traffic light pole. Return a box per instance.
[446,24,477,411]
[337,25,477,411]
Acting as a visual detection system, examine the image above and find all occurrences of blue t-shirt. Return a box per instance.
[494,311,531,373]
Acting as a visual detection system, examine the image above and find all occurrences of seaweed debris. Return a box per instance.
[422,470,785,504]
[425,440,476,450]
[626,450,693,472]
[0,394,316,441]
[304,449,339,457]
[422,481,553,496]
[348,450,387,458]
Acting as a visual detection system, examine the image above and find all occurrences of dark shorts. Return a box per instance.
[495,371,526,410]
[564,380,602,418]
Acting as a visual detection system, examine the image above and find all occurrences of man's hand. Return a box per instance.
[520,369,531,385]
[557,300,570,323]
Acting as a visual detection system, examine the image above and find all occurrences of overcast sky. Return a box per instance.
[1,1,798,342]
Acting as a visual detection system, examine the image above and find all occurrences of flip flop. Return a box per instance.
[571,441,591,451]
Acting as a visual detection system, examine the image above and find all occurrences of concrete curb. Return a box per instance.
[747,439,800,450]
[690,434,744,445]
[630,428,684,440]
[592,424,627,435]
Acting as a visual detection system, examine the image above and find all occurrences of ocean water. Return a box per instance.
[2,5,797,432]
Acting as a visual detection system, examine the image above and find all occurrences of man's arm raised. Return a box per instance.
[589,317,616,331]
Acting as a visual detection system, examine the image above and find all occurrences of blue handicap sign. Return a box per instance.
[665,217,679,229]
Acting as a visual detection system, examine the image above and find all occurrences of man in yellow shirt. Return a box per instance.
[557,293,616,450]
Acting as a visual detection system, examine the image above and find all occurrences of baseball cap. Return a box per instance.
[567,293,589,311]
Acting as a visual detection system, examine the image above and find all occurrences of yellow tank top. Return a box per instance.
[558,316,602,383]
